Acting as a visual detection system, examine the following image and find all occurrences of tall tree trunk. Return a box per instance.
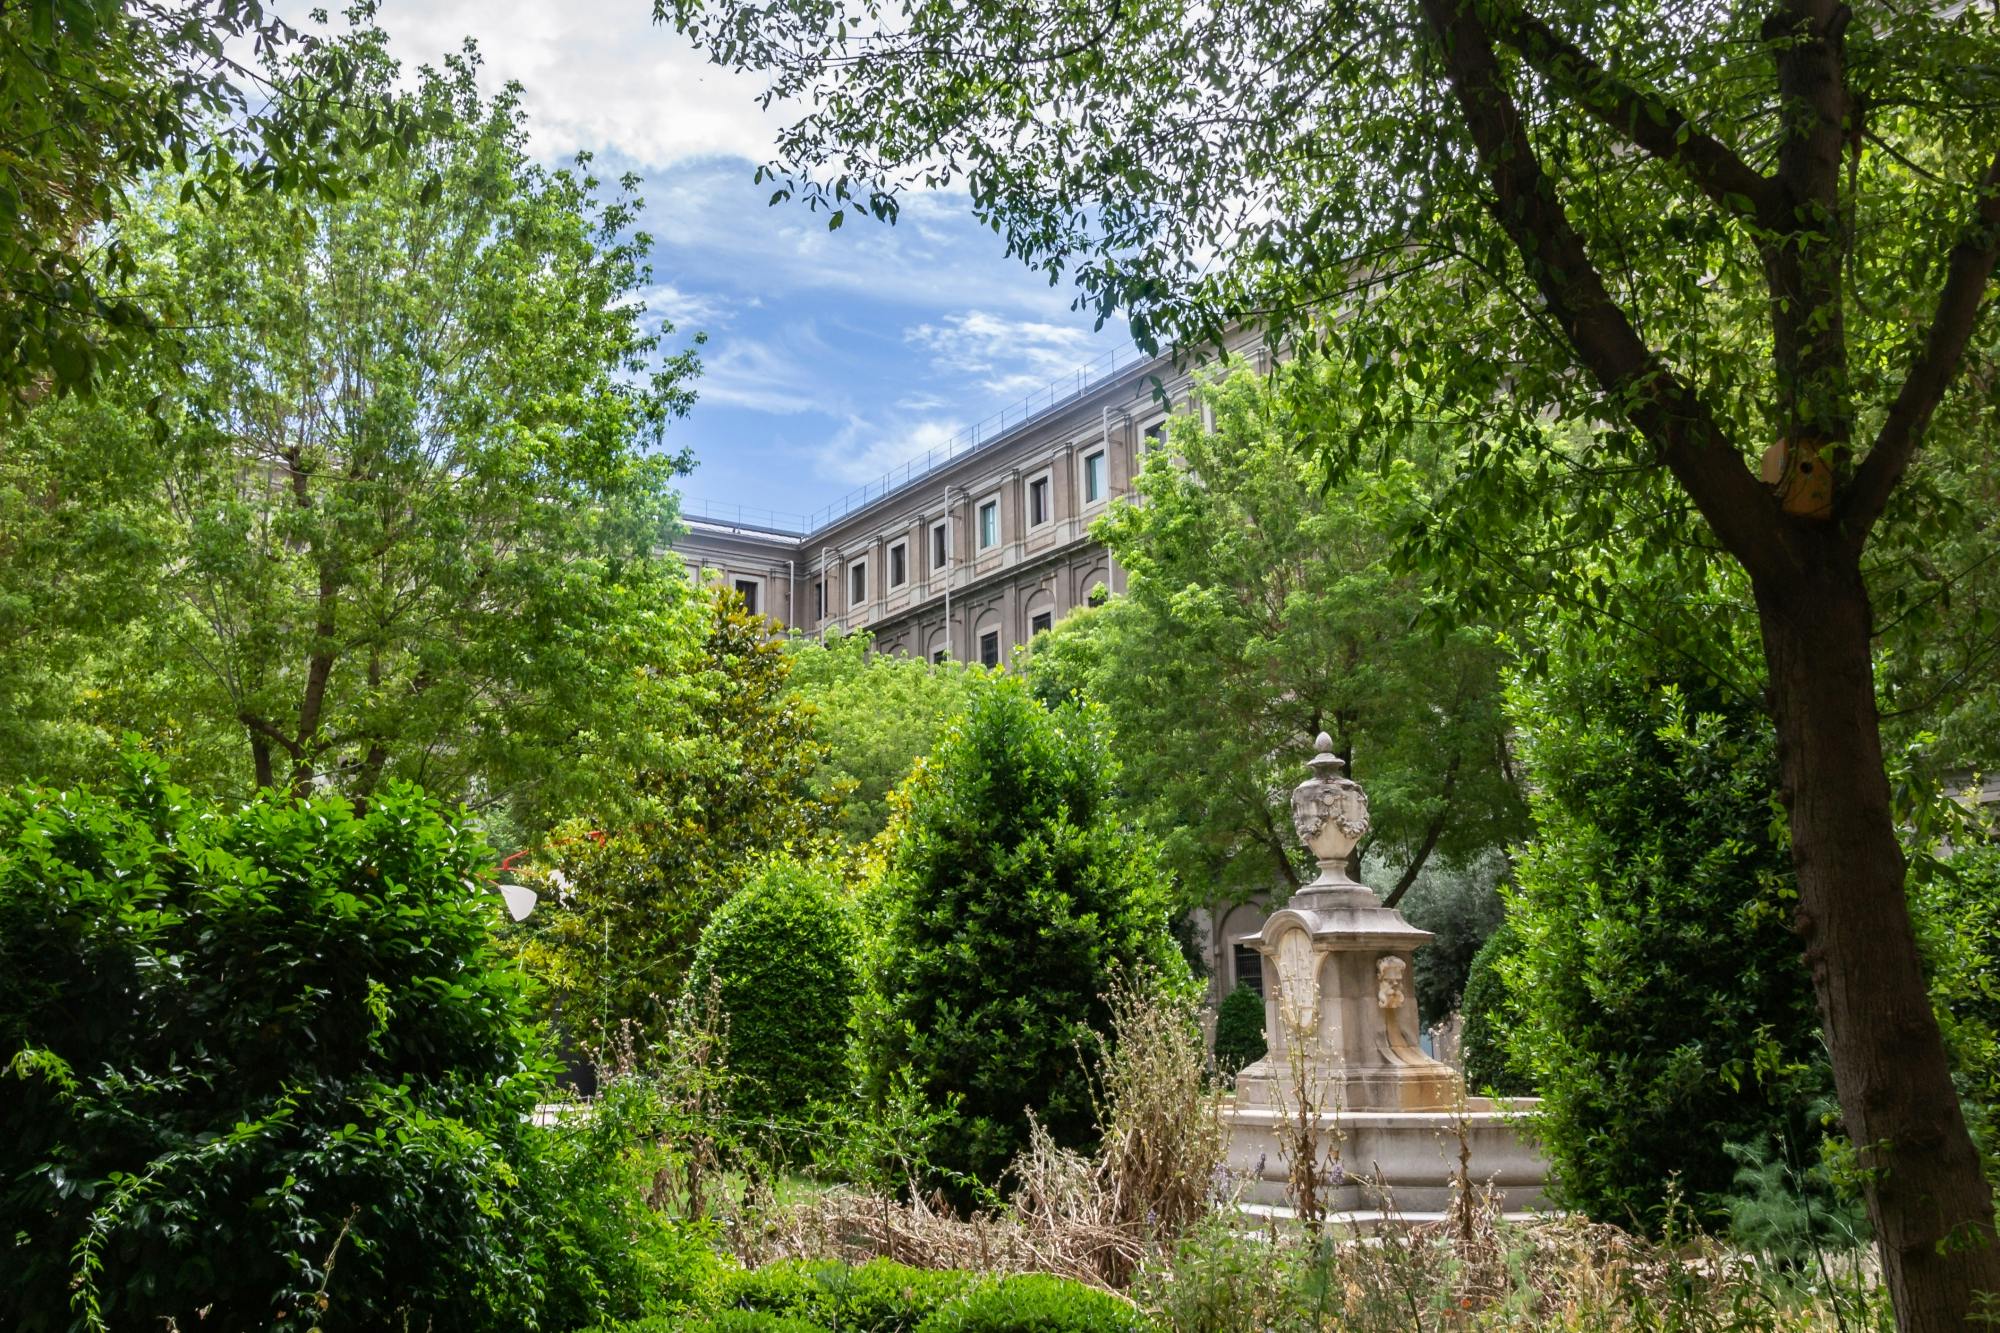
[1753,540,2000,1332]
[248,735,274,792]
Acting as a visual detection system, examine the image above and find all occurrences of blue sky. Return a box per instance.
[357,0,1136,524]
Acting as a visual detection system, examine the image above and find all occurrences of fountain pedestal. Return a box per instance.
[1222,734,1548,1213]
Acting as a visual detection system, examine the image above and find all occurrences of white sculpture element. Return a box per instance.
[1274,927,1320,1035]
[1288,733,1370,885]
[1222,728,1549,1213]
[1376,955,1408,1011]
[1232,730,1458,1112]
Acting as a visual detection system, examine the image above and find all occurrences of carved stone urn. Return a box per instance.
[1233,732,1460,1112]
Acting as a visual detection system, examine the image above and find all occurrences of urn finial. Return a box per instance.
[1290,731,1370,885]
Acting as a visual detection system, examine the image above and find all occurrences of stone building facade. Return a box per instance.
[673,335,1275,1009]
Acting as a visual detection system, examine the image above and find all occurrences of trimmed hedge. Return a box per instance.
[687,858,862,1127]
[915,1275,1153,1333]
[1210,983,1265,1077]
[721,1257,974,1330]
[607,1262,1151,1333]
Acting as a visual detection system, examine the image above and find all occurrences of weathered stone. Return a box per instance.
[1223,732,1549,1210]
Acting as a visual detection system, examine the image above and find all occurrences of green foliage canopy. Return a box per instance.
[513,590,841,1058]
[1025,365,1523,907]
[784,629,981,844]
[0,3,413,400]
[0,32,704,834]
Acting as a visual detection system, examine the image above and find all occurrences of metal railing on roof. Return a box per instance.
[678,501,811,536]
[800,339,1155,531]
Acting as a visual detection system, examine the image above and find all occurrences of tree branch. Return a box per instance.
[1485,0,1780,225]
[1841,148,2000,539]
[238,711,303,760]
[1417,0,1788,580]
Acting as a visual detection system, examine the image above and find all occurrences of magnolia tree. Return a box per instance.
[657,0,2000,1324]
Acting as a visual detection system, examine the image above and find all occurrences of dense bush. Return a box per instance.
[915,1274,1154,1332]
[1501,631,1831,1231]
[1458,920,1532,1097]
[688,857,863,1128]
[1210,984,1266,1078]
[721,1257,974,1329]
[0,760,654,1330]
[860,677,1188,1197]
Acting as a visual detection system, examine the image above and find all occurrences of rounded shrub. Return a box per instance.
[688,857,863,1128]
[722,1257,974,1330]
[860,677,1189,1197]
[1210,983,1266,1078]
[916,1274,1155,1333]
[1458,919,1532,1096]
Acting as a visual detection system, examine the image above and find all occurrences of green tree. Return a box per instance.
[859,676,1188,1197]
[2,33,704,830]
[1458,919,1532,1099]
[1399,854,1510,1028]
[687,856,862,1130]
[1025,366,1523,907]
[512,589,840,1057]
[0,397,191,783]
[0,3,412,401]
[784,629,981,844]
[659,0,2000,1314]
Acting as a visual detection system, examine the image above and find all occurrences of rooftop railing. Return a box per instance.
[678,501,811,536]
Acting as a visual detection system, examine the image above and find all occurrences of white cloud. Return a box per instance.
[815,414,968,485]
[695,335,828,415]
[326,0,785,167]
[630,282,722,329]
[904,310,1099,396]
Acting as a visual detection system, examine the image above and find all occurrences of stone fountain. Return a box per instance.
[1222,733,1548,1213]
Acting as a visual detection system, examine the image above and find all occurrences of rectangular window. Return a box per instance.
[931,648,947,665]
[1083,450,1107,503]
[1143,422,1165,450]
[979,630,1000,668]
[814,580,825,619]
[932,520,948,571]
[1233,943,1265,998]
[1028,475,1050,527]
[978,499,999,550]
[733,578,760,616]
[889,541,908,588]
[1030,611,1053,637]
[849,561,867,607]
